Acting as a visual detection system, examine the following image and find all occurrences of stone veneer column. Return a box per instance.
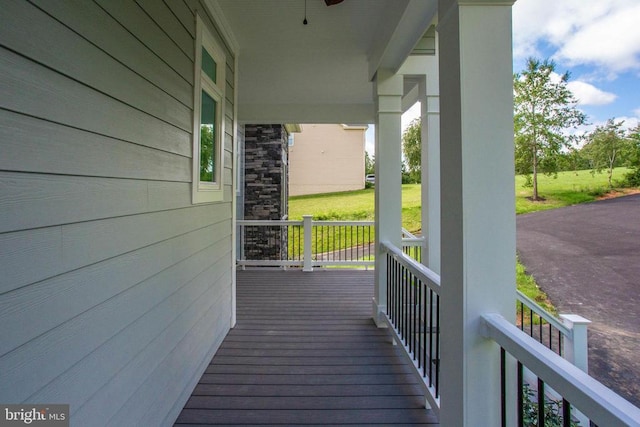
[243,124,289,260]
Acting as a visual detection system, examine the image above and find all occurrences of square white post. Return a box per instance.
[559,314,591,427]
[437,0,516,425]
[419,55,441,274]
[373,69,403,326]
[559,314,591,372]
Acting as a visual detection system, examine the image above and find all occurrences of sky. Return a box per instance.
[366,0,640,153]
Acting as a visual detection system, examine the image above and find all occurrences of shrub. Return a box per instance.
[522,383,581,427]
[623,167,640,187]
[586,186,606,197]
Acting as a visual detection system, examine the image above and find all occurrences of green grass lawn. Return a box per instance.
[516,258,556,318]
[287,185,421,261]
[516,168,632,214]
[288,167,637,315]
[290,168,635,230]
[289,184,422,231]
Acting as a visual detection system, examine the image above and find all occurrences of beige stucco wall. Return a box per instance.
[289,124,366,196]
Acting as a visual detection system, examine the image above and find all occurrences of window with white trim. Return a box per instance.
[192,15,226,203]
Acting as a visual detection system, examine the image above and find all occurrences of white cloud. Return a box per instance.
[615,116,640,131]
[556,5,640,74]
[546,72,616,106]
[566,81,617,106]
[513,0,640,76]
[634,107,640,118]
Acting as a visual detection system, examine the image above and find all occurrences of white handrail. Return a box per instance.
[482,313,640,427]
[313,220,375,226]
[402,237,425,246]
[402,227,417,238]
[516,290,571,338]
[380,239,442,414]
[237,218,375,268]
[380,240,440,290]
[237,219,302,226]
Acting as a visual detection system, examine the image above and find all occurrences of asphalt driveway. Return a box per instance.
[517,194,640,407]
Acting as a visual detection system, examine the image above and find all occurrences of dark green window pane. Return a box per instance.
[201,47,217,83]
[200,90,216,182]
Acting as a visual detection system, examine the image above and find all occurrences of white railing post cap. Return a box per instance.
[559,314,591,326]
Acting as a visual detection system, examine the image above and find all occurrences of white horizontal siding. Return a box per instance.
[165,0,196,38]
[133,0,195,61]
[0,1,235,426]
[0,0,192,131]
[0,47,191,156]
[94,0,194,81]
[103,272,232,426]
[30,0,193,106]
[0,110,191,181]
[0,220,231,357]
[21,243,231,408]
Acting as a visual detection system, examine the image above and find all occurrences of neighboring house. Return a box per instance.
[0,1,586,426]
[288,124,367,196]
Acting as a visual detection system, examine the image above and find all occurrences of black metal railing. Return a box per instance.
[516,292,569,357]
[504,355,580,427]
[401,228,424,264]
[238,220,304,265]
[312,221,374,265]
[401,242,423,263]
[382,241,441,409]
[238,219,427,269]
[483,313,640,427]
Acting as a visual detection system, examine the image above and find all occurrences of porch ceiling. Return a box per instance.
[213,0,437,123]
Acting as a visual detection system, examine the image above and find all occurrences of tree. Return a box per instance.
[623,125,640,187]
[625,124,640,165]
[514,58,587,200]
[583,118,628,188]
[402,118,421,182]
[557,146,589,175]
[365,151,375,175]
[200,125,215,182]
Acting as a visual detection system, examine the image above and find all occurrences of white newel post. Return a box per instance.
[559,314,591,372]
[373,69,403,327]
[303,215,313,272]
[438,0,516,425]
[560,315,591,427]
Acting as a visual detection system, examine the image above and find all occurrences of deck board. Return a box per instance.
[174,269,439,426]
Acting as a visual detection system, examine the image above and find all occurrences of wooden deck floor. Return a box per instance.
[174,269,439,426]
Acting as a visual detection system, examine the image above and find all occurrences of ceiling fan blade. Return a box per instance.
[324,0,344,5]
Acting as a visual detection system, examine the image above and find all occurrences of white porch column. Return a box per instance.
[437,1,516,426]
[372,69,403,327]
[420,56,441,274]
